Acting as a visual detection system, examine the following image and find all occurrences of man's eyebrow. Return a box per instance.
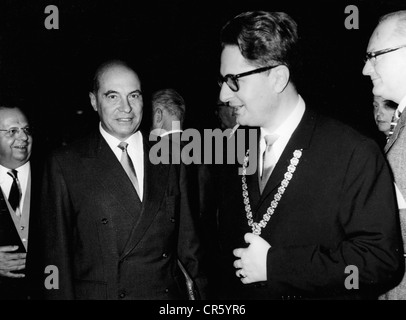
[103,90,118,96]
[129,89,142,94]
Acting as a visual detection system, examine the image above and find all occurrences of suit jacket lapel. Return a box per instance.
[385,111,406,154]
[83,132,141,224]
[257,110,316,209]
[244,127,261,209]
[120,134,170,259]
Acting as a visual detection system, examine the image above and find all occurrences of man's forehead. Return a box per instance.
[99,65,139,85]
[369,19,403,49]
[0,109,27,125]
[220,45,252,73]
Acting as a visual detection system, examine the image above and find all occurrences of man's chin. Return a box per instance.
[379,125,390,133]
[236,116,246,126]
[13,151,30,159]
[372,85,384,98]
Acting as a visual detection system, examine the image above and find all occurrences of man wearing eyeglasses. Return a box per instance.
[215,11,403,300]
[363,10,406,300]
[0,105,34,299]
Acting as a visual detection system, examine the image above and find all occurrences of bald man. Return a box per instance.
[0,105,37,300]
[38,60,206,300]
[363,10,406,300]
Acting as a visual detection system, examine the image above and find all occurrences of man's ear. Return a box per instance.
[272,65,290,93]
[154,108,163,123]
[89,92,97,111]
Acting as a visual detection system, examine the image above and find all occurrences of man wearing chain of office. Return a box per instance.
[213,11,404,300]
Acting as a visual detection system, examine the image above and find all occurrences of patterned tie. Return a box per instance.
[7,169,21,212]
[118,142,141,199]
[387,110,402,141]
[259,134,279,194]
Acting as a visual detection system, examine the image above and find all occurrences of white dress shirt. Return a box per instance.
[99,124,144,201]
[0,161,30,214]
[259,95,306,177]
[0,161,31,250]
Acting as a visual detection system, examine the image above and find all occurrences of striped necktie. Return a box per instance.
[118,142,141,199]
[7,169,21,213]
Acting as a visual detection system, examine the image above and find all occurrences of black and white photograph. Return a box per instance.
[0,0,406,313]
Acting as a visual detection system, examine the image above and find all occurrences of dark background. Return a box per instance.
[1,0,405,152]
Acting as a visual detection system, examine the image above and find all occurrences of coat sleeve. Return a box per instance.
[266,138,405,297]
[38,153,75,299]
[176,162,208,299]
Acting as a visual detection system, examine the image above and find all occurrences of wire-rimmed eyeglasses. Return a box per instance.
[218,65,279,92]
[0,127,33,138]
[364,44,406,65]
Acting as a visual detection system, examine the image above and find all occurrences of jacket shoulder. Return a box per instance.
[49,131,100,158]
[313,112,379,150]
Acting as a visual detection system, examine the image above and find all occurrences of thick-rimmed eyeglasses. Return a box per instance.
[0,127,32,138]
[364,44,406,65]
[218,65,279,92]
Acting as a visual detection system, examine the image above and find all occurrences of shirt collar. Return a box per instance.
[0,161,30,184]
[99,123,142,151]
[260,94,306,140]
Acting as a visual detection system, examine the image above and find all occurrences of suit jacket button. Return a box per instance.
[119,291,126,299]
[101,218,108,224]
[162,253,168,258]
[170,217,175,223]
[164,288,169,293]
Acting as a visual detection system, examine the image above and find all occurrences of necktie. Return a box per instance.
[118,142,141,199]
[387,110,402,141]
[259,134,279,194]
[7,169,21,212]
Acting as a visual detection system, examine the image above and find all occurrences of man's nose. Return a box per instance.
[16,129,29,140]
[362,59,373,76]
[219,82,234,105]
[119,98,132,112]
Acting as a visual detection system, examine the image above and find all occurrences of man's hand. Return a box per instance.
[233,233,271,284]
[0,246,26,278]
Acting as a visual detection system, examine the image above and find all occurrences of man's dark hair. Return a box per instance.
[220,11,301,85]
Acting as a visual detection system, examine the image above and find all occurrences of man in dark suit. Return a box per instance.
[38,60,206,299]
[215,11,404,299]
[0,105,36,300]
